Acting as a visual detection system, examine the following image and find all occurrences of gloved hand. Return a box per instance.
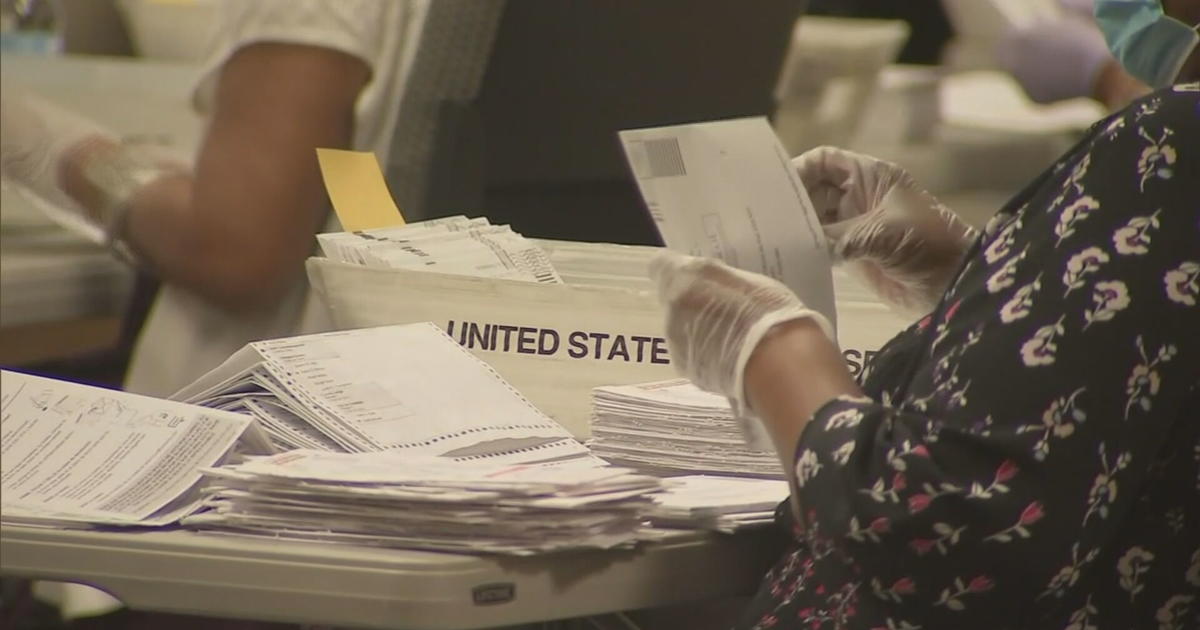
[2,87,187,256]
[793,146,977,315]
[996,15,1130,106]
[1,86,115,239]
[650,251,834,449]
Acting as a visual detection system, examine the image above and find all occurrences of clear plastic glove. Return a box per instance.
[996,15,1120,105]
[3,87,187,254]
[650,251,834,449]
[1,86,114,238]
[793,146,978,316]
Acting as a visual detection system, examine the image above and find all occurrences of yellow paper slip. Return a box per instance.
[315,148,406,231]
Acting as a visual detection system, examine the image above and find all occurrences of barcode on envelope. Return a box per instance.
[642,138,687,178]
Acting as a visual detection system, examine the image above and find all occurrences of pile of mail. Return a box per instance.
[590,380,782,479]
[174,322,589,461]
[649,475,789,533]
[317,215,561,284]
[186,450,664,555]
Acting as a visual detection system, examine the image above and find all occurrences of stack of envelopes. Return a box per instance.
[590,380,783,479]
[186,450,664,555]
[317,215,562,284]
[648,475,789,533]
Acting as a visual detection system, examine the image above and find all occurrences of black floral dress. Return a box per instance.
[737,83,1200,630]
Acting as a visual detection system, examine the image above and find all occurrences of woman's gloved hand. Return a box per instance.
[2,87,186,255]
[793,146,978,316]
[1,86,112,227]
[997,15,1114,105]
[650,251,834,448]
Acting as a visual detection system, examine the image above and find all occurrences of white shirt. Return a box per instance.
[125,0,427,398]
[193,0,425,162]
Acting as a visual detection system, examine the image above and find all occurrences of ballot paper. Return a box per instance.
[0,370,253,526]
[590,380,783,479]
[173,322,590,464]
[649,475,789,533]
[186,450,664,555]
[619,117,837,329]
[317,215,562,284]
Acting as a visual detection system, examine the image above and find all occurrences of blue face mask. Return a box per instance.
[1095,0,1200,88]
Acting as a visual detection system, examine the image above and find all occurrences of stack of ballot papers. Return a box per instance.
[590,380,782,478]
[317,215,562,284]
[186,449,665,555]
[0,370,260,527]
[649,476,789,533]
[173,322,592,463]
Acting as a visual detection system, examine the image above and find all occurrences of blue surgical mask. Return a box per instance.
[1095,0,1200,88]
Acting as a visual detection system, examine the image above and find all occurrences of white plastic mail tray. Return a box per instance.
[307,241,912,438]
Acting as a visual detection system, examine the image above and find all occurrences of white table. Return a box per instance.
[0,525,781,629]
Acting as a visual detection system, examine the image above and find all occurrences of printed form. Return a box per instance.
[0,370,251,525]
[619,117,837,328]
[174,323,590,463]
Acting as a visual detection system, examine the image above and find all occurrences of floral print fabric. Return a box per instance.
[738,84,1200,630]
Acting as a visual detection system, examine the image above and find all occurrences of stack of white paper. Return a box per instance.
[173,322,590,464]
[186,450,664,555]
[649,475,789,533]
[590,380,782,479]
[1,370,256,527]
[317,215,562,284]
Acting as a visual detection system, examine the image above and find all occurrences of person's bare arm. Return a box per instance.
[1091,59,1151,110]
[743,319,863,471]
[63,42,370,312]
